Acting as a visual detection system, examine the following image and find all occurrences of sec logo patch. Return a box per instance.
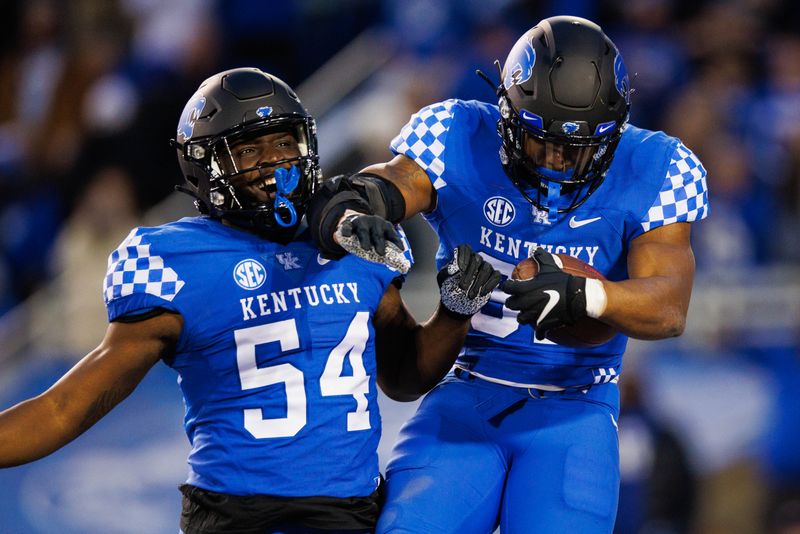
[483,196,516,227]
[234,259,267,290]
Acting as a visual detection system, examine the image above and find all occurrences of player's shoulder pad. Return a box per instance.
[390,99,483,191]
[638,133,709,232]
[608,125,680,209]
[627,126,678,182]
[104,224,188,305]
[390,99,483,153]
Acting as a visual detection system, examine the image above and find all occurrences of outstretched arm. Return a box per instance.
[373,245,501,401]
[0,312,182,467]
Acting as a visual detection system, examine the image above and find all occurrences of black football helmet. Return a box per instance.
[173,67,321,238]
[496,16,631,214]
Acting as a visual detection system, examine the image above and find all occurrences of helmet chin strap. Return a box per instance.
[535,167,571,223]
[545,181,562,224]
[273,165,301,227]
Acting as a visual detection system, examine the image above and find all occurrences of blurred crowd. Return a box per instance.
[1,0,800,533]
[2,0,800,312]
[366,0,800,272]
[0,0,383,317]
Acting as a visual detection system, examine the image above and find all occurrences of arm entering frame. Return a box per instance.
[0,312,182,467]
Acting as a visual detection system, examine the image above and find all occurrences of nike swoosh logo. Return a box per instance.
[569,216,602,228]
[519,110,542,127]
[536,290,560,326]
[597,123,614,134]
[317,254,331,265]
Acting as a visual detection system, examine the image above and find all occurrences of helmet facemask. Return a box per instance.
[180,115,320,238]
[498,94,624,214]
[173,68,323,241]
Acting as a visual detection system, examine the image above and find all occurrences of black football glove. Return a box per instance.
[335,212,410,273]
[502,248,587,340]
[437,245,502,319]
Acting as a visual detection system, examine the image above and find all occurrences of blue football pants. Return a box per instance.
[377,372,620,533]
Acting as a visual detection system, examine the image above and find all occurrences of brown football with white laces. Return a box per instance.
[511,254,617,347]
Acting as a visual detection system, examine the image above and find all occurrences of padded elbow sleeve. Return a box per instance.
[307,173,407,257]
[307,175,372,257]
[349,173,406,224]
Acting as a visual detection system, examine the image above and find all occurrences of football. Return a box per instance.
[511,254,617,347]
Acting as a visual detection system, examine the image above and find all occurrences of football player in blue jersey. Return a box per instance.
[0,68,501,533]
[308,16,709,533]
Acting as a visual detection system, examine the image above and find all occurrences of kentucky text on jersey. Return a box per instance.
[102,217,413,499]
[240,283,361,321]
[479,225,600,264]
[390,98,708,387]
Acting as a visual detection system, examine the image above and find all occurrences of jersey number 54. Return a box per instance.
[234,313,371,438]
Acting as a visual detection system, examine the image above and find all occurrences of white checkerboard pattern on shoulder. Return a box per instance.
[641,142,709,231]
[104,229,185,304]
[390,100,457,190]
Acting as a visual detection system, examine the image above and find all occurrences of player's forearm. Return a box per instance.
[413,306,471,392]
[600,276,691,340]
[376,306,469,401]
[0,391,86,467]
[0,370,136,467]
[0,337,159,468]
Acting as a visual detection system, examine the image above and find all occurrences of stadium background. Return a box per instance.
[1,0,799,532]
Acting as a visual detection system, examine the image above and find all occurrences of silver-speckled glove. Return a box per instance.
[334,212,410,274]
[437,245,502,319]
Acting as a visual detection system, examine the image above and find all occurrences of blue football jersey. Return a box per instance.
[391,99,708,387]
[103,217,410,498]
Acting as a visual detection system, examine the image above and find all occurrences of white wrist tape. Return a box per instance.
[584,278,607,319]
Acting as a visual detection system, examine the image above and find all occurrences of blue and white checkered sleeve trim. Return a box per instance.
[103,229,185,304]
[641,142,709,232]
[396,224,414,266]
[593,367,619,385]
[390,100,457,190]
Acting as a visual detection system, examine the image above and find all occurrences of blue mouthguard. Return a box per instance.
[272,165,301,227]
